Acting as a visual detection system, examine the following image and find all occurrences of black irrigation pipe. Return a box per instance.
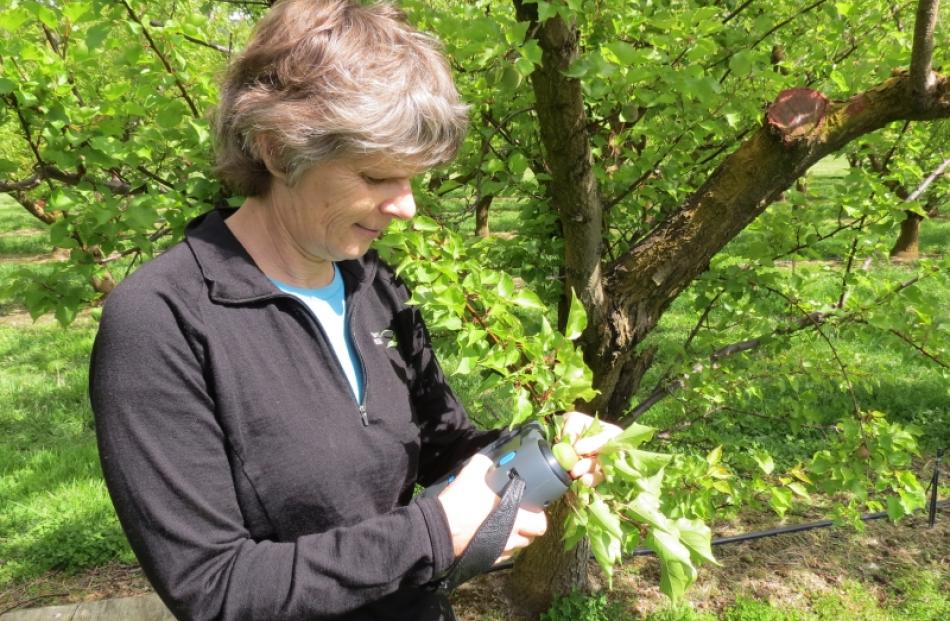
[631,499,949,557]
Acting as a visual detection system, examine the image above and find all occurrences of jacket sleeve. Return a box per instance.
[389,275,500,487]
[89,285,455,621]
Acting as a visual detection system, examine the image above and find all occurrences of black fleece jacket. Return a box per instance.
[89,210,495,620]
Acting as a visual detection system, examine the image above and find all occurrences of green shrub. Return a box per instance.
[540,591,634,621]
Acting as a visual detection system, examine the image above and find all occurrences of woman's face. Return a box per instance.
[269,156,418,264]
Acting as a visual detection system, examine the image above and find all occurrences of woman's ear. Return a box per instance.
[254,134,286,181]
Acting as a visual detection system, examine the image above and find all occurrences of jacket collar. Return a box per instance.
[185,209,375,304]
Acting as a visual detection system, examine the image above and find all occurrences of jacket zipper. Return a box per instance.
[281,294,369,427]
[345,292,370,426]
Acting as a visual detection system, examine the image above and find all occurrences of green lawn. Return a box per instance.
[0,196,134,589]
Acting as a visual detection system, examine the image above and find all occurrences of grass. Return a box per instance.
[0,197,134,594]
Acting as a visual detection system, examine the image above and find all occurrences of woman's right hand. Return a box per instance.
[436,453,548,560]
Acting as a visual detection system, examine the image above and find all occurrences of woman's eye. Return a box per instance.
[361,174,391,185]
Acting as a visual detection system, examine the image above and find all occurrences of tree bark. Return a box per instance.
[890,210,923,259]
[474,193,493,238]
[508,497,591,619]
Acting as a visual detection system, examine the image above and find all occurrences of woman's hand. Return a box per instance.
[437,453,547,559]
[560,411,623,488]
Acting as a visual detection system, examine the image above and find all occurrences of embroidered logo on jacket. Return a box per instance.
[370,329,397,348]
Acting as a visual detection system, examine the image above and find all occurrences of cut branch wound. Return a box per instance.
[766,88,830,147]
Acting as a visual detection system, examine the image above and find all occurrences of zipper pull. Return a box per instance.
[359,404,369,427]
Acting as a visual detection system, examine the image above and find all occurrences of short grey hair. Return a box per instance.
[214,0,469,197]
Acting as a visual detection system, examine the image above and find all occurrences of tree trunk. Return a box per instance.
[890,210,924,259]
[474,193,493,238]
[508,497,590,619]
[509,0,950,612]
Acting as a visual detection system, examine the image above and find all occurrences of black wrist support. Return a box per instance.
[432,472,526,592]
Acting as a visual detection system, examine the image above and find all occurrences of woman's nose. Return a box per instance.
[380,180,416,220]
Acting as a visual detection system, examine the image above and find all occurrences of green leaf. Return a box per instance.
[512,387,534,426]
[626,449,673,473]
[0,7,31,31]
[85,23,111,49]
[769,487,793,517]
[728,50,757,76]
[706,445,723,466]
[512,289,544,311]
[674,518,719,566]
[752,450,775,476]
[55,303,77,327]
[0,78,15,95]
[788,482,810,499]
[650,527,692,566]
[605,41,638,66]
[601,422,655,454]
[552,442,579,471]
[563,288,587,340]
[520,40,542,66]
[658,558,694,603]
[627,492,669,530]
[588,497,623,539]
[589,529,620,584]
[63,2,90,23]
[829,69,849,92]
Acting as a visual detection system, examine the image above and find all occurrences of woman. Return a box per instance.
[90,1,616,619]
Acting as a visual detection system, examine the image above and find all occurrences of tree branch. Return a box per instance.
[836,216,866,309]
[713,1,830,81]
[907,155,950,202]
[626,267,941,419]
[118,0,200,117]
[610,73,950,318]
[910,0,940,108]
[8,192,56,225]
[723,0,756,24]
[886,328,948,367]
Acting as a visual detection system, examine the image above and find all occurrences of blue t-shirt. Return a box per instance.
[272,265,364,402]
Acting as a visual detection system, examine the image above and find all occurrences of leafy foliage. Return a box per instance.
[540,590,634,621]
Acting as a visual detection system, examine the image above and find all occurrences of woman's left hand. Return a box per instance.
[559,411,623,488]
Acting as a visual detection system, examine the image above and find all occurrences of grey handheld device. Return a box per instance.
[421,422,572,512]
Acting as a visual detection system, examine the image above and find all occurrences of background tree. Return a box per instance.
[1,0,947,617]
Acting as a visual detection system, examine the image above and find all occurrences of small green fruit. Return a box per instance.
[552,441,579,471]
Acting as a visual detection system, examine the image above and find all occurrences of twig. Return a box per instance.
[909,0,940,107]
[0,594,70,616]
[4,94,54,192]
[906,156,950,202]
[183,34,230,54]
[684,290,723,352]
[887,328,949,367]
[605,130,687,209]
[714,0,829,82]
[772,217,871,260]
[776,291,862,417]
[880,121,912,172]
[118,0,200,117]
[723,0,755,24]
[836,216,865,309]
